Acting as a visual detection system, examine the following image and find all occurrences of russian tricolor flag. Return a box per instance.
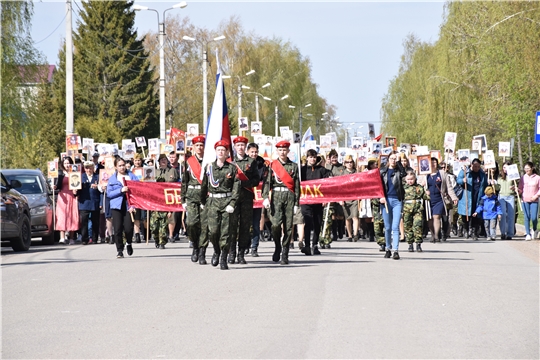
[200,50,232,179]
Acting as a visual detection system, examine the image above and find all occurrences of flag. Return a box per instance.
[168,127,184,145]
[374,133,383,142]
[200,50,232,179]
[300,127,314,147]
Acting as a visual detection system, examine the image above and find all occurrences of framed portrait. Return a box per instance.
[498,142,511,157]
[483,150,496,169]
[104,156,115,171]
[122,140,135,158]
[327,132,338,148]
[176,138,186,154]
[132,168,143,181]
[135,136,146,147]
[470,150,479,161]
[443,132,457,151]
[293,132,301,144]
[304,140,317,152]
[47,161,58,179]
[473,134,487,153]
[410,144,418,155]
[379,154,389,168]
[99,169,112,187]
[320,135,332,150]
[143,166,155,182]
[370,142,383,155]
[506,164,520,181]
[82,138,94,154]
[471,139,482,152]
[148,138,159,154]
[70,164,81,173]
[254,134,265,145]
[416,145,429,155]
[457,149,470,162]
[351,137,362,150]
[417,154,432,175]
[356,150,368,166]
[381,146,393,155]
[66,134,79,151]
[161,143,174,155]
[281,129,293,142]
[430,150,441,162]
[186,123,199,139]
[279,126,290,136]
[251,121,262,136]
[68,172,82,190]
[409,155,418,174]
[385,136,397,150]
[238,117,249,132]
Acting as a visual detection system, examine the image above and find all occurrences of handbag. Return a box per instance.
[453,183,464,199]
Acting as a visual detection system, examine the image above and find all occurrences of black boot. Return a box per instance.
[416,243,423,252]
[408,244,414,252]
[384,250,392,258]
[191,247,199,262]
[379,244,386,252]
[134,233,141,243]
[211,249,220,267]
[227,247,236,264]
[220,250,229,270]
[198,247,207,265]
[302,243,312,255]
[280,246,289,265]
[237,248,247,264]
[312,245,321,255]
[273,240,282,262]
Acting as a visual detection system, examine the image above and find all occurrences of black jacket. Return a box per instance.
[301,164,330,181]
[379,162,406,201]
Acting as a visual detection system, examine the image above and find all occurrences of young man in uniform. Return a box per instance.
[151,153,179,249]
[228,136,260,264]
[325,149,345,243]
[200,140,240,270]
[247,143,268,257]
[181,136,208,264]
[262,141,300,265]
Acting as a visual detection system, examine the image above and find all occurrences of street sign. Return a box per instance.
[536,111,540,144]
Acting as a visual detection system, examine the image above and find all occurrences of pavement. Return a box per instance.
[2,233,539,359]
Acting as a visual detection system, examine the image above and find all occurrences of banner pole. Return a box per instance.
[146,210,150,244]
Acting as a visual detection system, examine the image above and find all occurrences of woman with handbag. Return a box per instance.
[425,158,458,242]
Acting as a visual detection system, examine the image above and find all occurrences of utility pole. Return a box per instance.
[65,0,74,135]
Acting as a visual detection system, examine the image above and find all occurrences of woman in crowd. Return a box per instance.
[425,158,458,242]
[54,156,79,245]
[457,159,488,240]
[340,155,360,241]
[107,157,139,258]
[497,161,516,240]
[518,162,540,240]
[379,154,406,259]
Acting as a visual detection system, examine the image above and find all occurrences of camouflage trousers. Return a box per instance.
[230,193,254,252]
[319,204,334,246]
[269,191,295,248]
[403,205,423,244]
[206,197,233,252]
[372,203,386,246]
[151,211,170,245]
[186,200,208,249]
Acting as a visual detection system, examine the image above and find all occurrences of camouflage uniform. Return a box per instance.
[180,155,208,249]
[319,204,334,246]
[151,166,179,246]
[200,160,240,253]
[371,198,386,246]
[262,158,300,255]
[402,183,429,244]
[229,154,260,263]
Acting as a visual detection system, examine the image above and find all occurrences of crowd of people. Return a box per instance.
[51,136,540,267]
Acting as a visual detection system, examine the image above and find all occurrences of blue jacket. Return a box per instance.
[106,171,139,210]
[475,194,502,220]
[77,173,101,211]
[457,169,488,216]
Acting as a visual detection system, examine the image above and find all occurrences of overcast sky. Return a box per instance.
[31,0,446,137]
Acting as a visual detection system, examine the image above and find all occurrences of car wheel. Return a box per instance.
[11,215,31,251]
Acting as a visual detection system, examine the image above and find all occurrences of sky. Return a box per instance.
[30,0,446,139]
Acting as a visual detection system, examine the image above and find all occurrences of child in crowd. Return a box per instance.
[473,186,502,241]
[403,171,429,252]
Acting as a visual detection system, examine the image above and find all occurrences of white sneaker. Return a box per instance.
[525,234,532,241]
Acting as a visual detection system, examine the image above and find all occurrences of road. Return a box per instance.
[2,235,538,359]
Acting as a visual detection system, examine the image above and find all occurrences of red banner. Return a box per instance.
[126,169,384,212]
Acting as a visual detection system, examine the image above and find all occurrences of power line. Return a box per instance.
[33,9,68,45]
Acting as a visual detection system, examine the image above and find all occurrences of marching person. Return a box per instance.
[131,153,145,243]
[300,149,330,255]
[403,170,429,252]
[106,157,139,258]
[200,140,240,270]
[181,135,208,264]
[77,161,101,245]
[340,154,360,242]
[247,143,268,257]
[151,153,179,249]
[54,156,79,245]
[262,140,300,265]
[457,159,488,240]
[367,159,386,250]
[167,151,183,242]
[498,161,517,240]
[518,162,540,240]
[228,136,260,265]
[326,150,345,243]
[473,185,502,241]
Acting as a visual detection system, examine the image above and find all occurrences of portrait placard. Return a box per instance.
[506,164,520,181]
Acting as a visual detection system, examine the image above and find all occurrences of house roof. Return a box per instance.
[18,65,56,85]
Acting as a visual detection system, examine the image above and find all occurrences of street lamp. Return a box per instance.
[222,70,255,134]
[133,2,188,139]
[182,34,226,133]
[245,82,271,122]
[288,103,311,136]
[274,94,289,137]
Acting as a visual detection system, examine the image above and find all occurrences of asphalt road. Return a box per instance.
[2,235,538,359]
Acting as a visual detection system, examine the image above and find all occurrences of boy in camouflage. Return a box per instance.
[403,170,429,252]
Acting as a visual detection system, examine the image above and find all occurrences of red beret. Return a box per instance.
[192,135,205,145]
[214,140,230,149]
[275,140,290,148]
[233,136,249,144]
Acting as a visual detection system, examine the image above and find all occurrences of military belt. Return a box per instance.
[208,192,232,198]
[188,185,201,189]
[404,200,422,203]
[272,187,289,192]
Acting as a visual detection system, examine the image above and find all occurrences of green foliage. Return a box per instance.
[381,1,540,166]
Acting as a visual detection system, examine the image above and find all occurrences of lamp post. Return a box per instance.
[223,70,255,135]
[182,34,225,133]
[274,94,289,137]
[244,82,271,122]
[134,2,188,139]
[316,112,328,140]
[288,103,311,136]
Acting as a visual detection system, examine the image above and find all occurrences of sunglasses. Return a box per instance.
[344,161,353,164]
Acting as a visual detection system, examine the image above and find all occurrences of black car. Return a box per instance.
[1,172,32,251]
[2,169,57,245]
